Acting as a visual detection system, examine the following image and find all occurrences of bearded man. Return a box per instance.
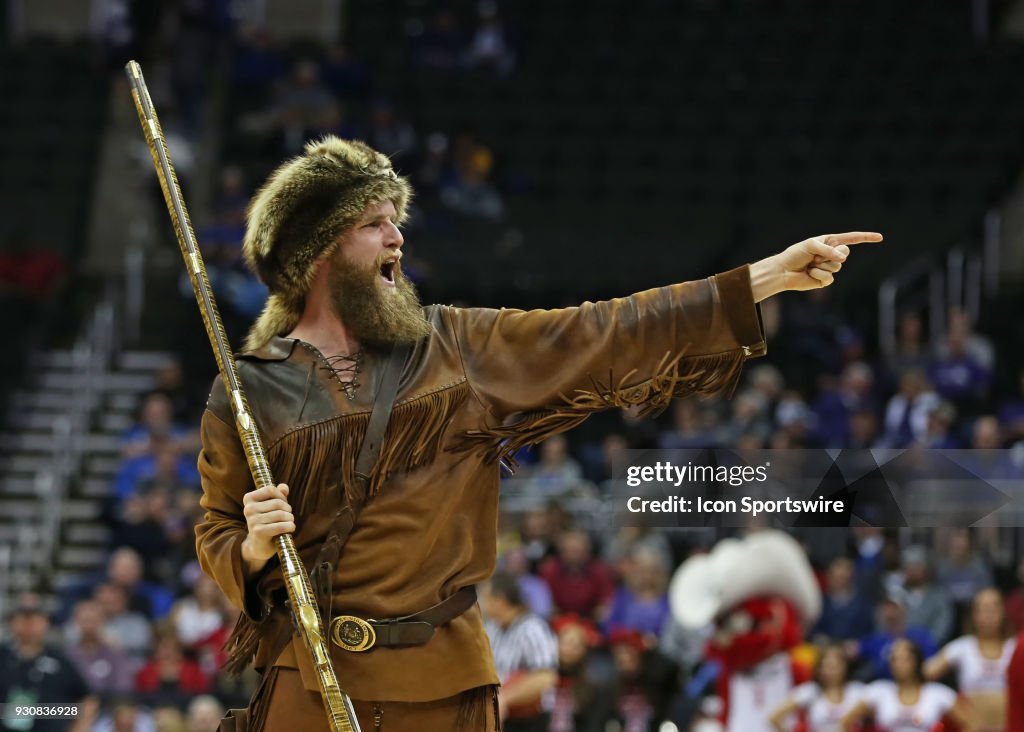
[195,136,881,731]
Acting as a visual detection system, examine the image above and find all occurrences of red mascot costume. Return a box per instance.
[669,530,822,732]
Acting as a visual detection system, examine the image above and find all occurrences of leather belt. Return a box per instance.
[329,586,477,652]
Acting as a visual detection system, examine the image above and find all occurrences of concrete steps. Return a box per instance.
[0,347,174,610]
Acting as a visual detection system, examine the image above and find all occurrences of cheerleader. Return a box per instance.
[842,638,971,732]
[769,644,863,732]
[924,588,1017,732]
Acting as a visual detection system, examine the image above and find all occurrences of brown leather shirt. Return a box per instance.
[195,264,766,702]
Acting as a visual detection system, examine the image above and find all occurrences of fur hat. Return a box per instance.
[241,136,413,351]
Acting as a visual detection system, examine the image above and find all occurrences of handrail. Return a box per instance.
[19,289,121,600]
[983,208,1001,298]
[877,256,934,362]
[878,205,999,364]
[0,543,10,618]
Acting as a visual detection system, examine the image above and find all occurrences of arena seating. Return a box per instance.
[0,37,107,406]
[345,0,1024,295]
[0,37,105,254]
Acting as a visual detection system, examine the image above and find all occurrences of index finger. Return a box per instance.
[823,232,884,246]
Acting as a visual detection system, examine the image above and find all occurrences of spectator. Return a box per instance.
[539,530,616,618]
[811,556,874,644]
[938,307,995,372]
[958,415,1024,482]
[924,588,1017,732]
[747,364,784,412]
[276,59,334,131]
[115,440,201,503]
[519,508,557,571]
[811,361,876,448]
[441,144,505,220]
[878,368,940,448]
[170,575,230,678]
[499,546,553,619]
[134,630,211,708]
[120,393,196,461]
[604,547,672,640]
[884,310,930,383]
[773,390,816,447]
[185,695,224,732]
[606,628,677,732]
[465,0,516,75]
[414,132,457,199]
[915,399,960,449]
[106,547,175,620]
[972,414,1004,449]
[519,435,585,498]
[107,490,174,578]
[855,594,937,680]
[94,583,153,661]
[149,359,198,425]
[484,574,558,731]
[583,432,628,486]
[720,390,772,446]
[658,400,715,449]
[847,407,879,449]
[893,545,954,646]
[937,529,994,621]
[0,593,98,732]
[549,614,608,732]
[928,323,991,414]
[64,600,136,697]
[171,575,227,648]
[603,527,673,580]
[153,705,187,732]
[90,698,156,732]
[849,526,886,601]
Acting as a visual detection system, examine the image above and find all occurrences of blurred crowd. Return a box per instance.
[3,280,1022,730]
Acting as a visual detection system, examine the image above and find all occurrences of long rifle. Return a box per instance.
[125,61,361,732]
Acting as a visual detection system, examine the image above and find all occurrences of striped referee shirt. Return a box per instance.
[486,612,559,683]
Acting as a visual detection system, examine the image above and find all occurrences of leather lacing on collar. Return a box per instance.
[320,351,364,400]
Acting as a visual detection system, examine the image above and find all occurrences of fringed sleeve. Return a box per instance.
[195,407,272,672]
[449,264,766,462]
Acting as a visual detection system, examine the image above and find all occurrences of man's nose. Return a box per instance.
[385,220,404,249]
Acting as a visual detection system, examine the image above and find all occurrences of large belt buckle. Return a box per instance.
[330,615,376,652]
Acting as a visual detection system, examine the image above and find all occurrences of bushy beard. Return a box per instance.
[327,253,431,346]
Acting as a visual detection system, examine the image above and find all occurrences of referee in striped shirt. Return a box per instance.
[485,573,559,731]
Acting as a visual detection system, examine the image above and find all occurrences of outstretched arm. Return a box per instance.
[448,231,881,431]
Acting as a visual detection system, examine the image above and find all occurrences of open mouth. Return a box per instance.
[379,259,397,286]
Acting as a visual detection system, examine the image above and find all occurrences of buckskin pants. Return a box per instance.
[255,668,500,731]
